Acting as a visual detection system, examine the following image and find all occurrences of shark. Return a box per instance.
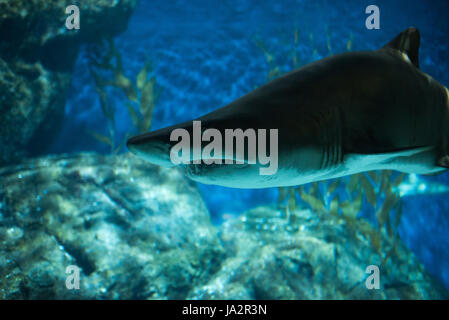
[127,27,449,189]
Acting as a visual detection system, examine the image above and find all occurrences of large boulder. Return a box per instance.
[189,206,449,299]
[0,153,224,299]
[0,0,138,166]
[0,153,447,299]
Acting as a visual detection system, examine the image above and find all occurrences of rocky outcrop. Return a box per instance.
[0,153,224,299]
[190,206,448,299]
[0,0,138,166]
[0,153,447,299]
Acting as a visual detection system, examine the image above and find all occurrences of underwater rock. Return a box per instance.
[0,153,224,299]
[0,57,70,167]
[189,206,448,299]
[1,153,447,299]
[0,0,137,166]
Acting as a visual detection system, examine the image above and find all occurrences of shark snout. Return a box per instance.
[126,132,175,167]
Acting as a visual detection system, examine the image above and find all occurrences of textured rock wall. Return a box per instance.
[0,153,224,299]
[0,153,447,299]
[0,0,138,166]
[190,206,448,299]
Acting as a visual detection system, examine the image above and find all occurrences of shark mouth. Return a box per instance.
[180,161,250,178]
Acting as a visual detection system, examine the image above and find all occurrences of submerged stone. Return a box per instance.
[0,153,224,299]
[0,153,447,299]
[189,206,449,299]
[0,0,138,166]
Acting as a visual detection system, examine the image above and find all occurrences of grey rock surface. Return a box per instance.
[0,153,447,299]
[189,206,449,299]
[0,0,137,166]
[0,153,224,299]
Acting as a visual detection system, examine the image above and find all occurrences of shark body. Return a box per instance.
[127,28,449,188]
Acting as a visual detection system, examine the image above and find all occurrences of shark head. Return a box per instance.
[127,117,282,188]
[126,127,175,168]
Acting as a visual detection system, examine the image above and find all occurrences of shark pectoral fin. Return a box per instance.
[382,27,420,68]
[422,171,446,176]
[378,145,434,158]
[346,145,434,168]
[437,155,449,168]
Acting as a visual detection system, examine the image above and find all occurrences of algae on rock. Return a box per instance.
[0,153,447,299]
[0,0,138,166]
[0,153,224,299]
[189,206,448,300]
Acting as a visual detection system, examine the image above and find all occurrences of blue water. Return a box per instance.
[49,0,449,289]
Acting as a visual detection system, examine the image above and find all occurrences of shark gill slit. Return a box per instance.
[319,111,331,170]
[321,106,343,170]
[334,106,343,167]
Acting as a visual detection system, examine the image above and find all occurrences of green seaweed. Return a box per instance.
[253,36,281,81]
[253,24,304,82]
[87,38,159,153]
[277,171,406,265]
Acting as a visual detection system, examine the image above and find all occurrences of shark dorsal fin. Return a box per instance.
[382,27,420,68]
